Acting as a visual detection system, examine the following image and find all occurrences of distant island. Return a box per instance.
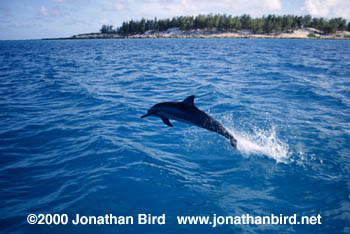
[43,14,350,40]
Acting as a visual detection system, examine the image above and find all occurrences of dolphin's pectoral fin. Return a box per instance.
[162,118,173,127]
[182,95,195,106]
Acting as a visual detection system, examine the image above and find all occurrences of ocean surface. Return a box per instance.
[0,38,349,233]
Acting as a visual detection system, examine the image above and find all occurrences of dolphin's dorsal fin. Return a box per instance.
[182,95,195,106]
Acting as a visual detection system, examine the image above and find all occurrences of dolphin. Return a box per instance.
[141,95,237,147]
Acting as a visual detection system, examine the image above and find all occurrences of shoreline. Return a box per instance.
[43,28,350,40]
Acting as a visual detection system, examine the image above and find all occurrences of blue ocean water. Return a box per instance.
[0,38,349,233]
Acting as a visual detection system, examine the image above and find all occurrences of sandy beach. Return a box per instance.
[53,27,350,40]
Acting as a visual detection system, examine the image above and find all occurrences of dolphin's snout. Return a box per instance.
[141,112,151,118]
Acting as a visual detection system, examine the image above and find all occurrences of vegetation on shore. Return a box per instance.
[100,14,350,36]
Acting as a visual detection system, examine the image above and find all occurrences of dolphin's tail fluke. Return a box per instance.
[230,137,237,147]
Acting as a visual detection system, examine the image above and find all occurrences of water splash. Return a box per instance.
[229,127,290,163]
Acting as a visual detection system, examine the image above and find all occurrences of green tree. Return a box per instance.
[302,15,312,28]
[263,15,274,33]
[240,14,252,29]
[282,15,293,31]
[324,19,338,34]
[100,25,115,34]
[115,14,349,35]
[334,18,347,31]
[139,18,146,33]
[218,15,225,30]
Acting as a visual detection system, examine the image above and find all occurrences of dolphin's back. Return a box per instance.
[196,109,233,140]
[142,95,237,147]
[171,102,233,141]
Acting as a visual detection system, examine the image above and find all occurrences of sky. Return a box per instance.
[0,0,349,40]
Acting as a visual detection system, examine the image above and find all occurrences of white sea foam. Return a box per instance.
[229,127,290,163]
[183,123,290,163]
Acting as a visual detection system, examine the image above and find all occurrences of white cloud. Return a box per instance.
[39,6,49,16]
[114,3,125,11]
[139,0,199,18]
[106,0,283,20]
[38,5,68,18]
[264,0,282,10]
[113,0,135,11]
[304,0,350,18]
[98,17,114,25]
